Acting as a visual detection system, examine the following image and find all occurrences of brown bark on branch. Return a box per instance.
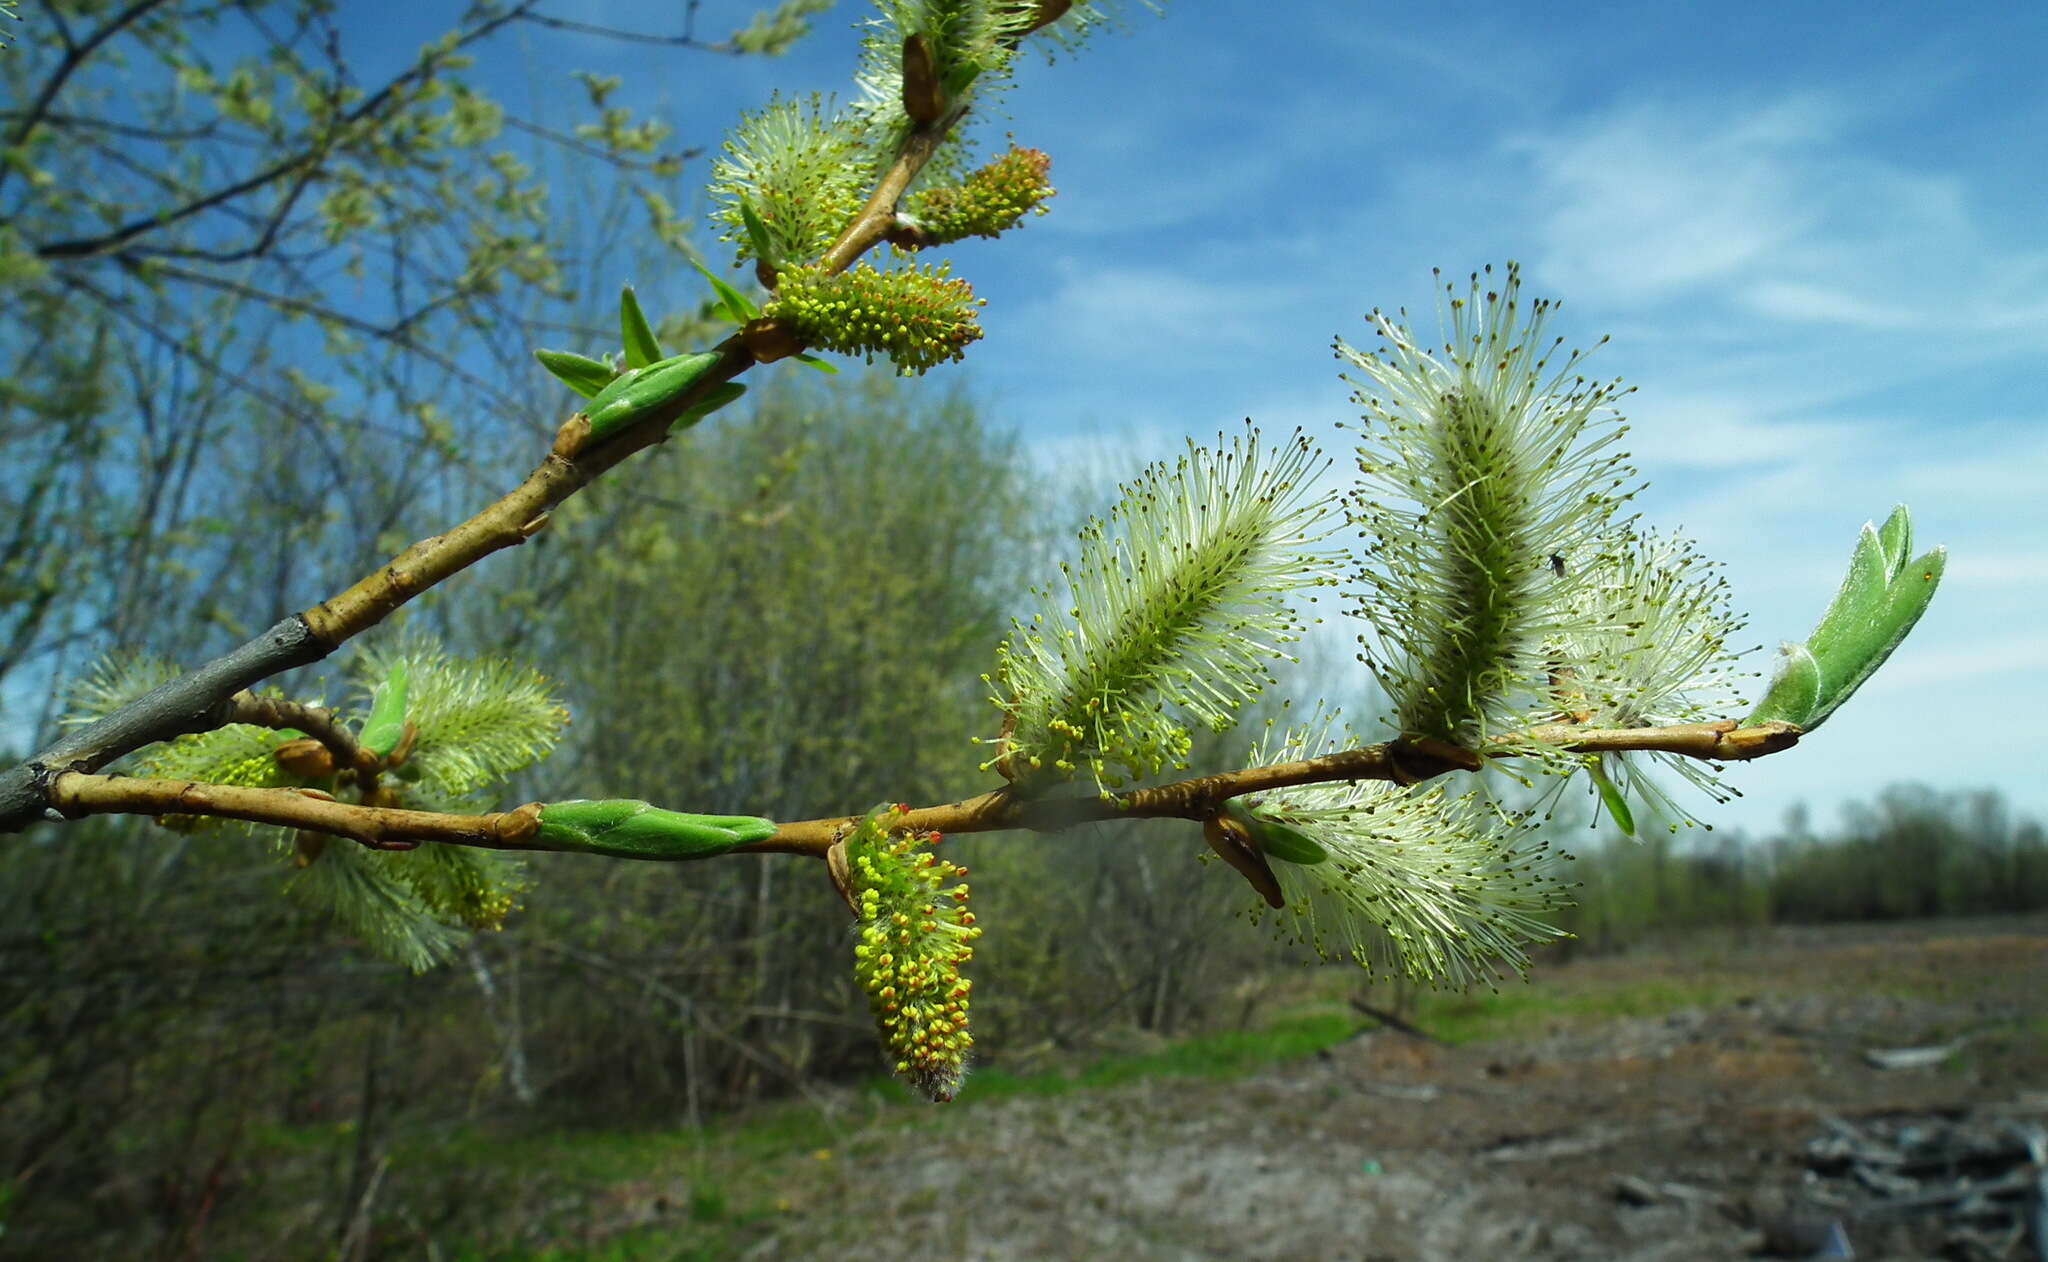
[745,721,1803,857]
[48,773,543,852]
[224,691,381,779]
[44,722,1800,857]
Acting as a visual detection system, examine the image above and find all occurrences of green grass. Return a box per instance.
[224,967,1773,1261]
[1405,975,1749,1044]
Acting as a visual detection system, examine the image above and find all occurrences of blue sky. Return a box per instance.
[457,1,2046,836]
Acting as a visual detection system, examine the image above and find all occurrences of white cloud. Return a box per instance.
[1507,94,1836,301]
[1623,391,1855,472]
[1876,630,2048,689]
[1505,92,2048,348]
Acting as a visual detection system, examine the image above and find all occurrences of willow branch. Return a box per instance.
[224,691,381,780]
[819,121,957,275]
[744,720,1805,856]
[46,720,1800,857]
[47,773,542,851]
[298,342,755,643]
[817,17,1059,275]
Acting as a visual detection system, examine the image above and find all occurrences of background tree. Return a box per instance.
[0,0,823,700]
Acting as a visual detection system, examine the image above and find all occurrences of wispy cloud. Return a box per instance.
[1506,92,2048,348]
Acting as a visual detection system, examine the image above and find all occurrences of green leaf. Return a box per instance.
[1588,760,1636,837]
[1805,546,1945,730]
[1219,799,1329,866]
[584,352,724,441]
[1807,524,1891,672]
[941,63,982,101]
[1875,504,1913,575]
[359,660,410,757]
[363,643,566,802]
[689,258,762,324]
[534,349,615,399]
[791,352,839,375]
[738,198,778,269]
[618,284,663,369]
[672,382,747,433]
[536,799,776,861]
[1748,642,1821,728]
[1247,815,1329,866]
[1749,506,1946,733]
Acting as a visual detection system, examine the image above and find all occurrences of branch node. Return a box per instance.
[496,802,544,844]
[1204,812,1284,909]
[551,413,592,459]
[739,317,803,363]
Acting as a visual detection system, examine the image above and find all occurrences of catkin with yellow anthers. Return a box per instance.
[765,258,983,375]
[844,806,980,1102]
[904,146,1054,245]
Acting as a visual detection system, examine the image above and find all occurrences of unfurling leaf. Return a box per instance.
[618,284,663,369]
[535,799,776,860]
[1748,642,1822,729]
[358,661,410,757]
[582,352,724,441]
[690,258,763,324]
[1587,759,1636,837]
[672,382,747,432]
[738,198,779,269]
[1747,506,1944,732]
[535,349,616,399]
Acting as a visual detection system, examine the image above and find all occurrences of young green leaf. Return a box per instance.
[791,352,839,374]
[534,349,615,399]
[1807,524,1893,671]
[351,638,568,807]
[1875,504,1912,573]
[1587,759,1636,837]
[358,660,410,757]
[738,197,779,269]
[618,284,663,369]
[1748,642,1822,728]
[1753,508,1946,732]
[582,352,724,441]
[689,258,762,324]
[671,382,747,432]
[1806,545,1945,730]
[1220,799,1329,866]
[536,799,777,860]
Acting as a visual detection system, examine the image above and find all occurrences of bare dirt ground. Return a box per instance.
[741,916,2048,1261]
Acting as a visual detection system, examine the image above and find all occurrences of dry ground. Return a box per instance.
[734,917,2048,1261]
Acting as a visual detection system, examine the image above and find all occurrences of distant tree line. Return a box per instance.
[1555,783,2048,952]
